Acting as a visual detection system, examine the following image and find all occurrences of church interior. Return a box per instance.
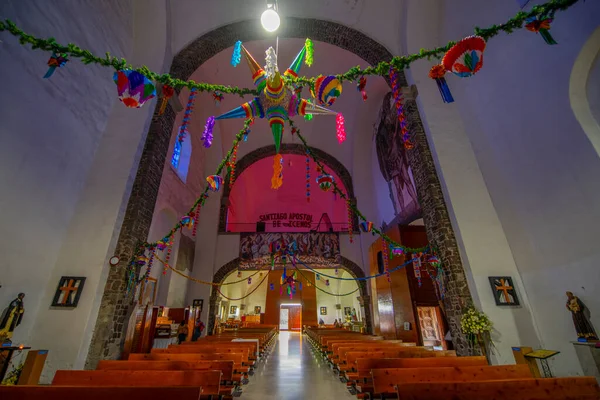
[1,0,600,398]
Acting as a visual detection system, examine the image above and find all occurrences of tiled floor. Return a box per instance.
[241,331,355,400]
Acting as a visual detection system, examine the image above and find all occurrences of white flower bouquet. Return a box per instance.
[460,305,494,356]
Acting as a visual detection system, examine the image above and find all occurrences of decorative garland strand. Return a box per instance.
[292,266,360,297]
[291,119,428,255]
[0,0,580,93]
[217,271,270,301]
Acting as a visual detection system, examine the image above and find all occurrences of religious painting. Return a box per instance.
[489,276,520,306]
[254,306,261,315]
[139,277,157,305]
[230,305,238,315]
[239,232,340,268]
[375,93,422,225]
[51,277,86,307]
[344,307,352,316]
[192,299,204,312]
[320,307,327,316]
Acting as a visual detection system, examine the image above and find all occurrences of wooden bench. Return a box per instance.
[395,377,600,400]
[0,386,203,400]
[336,346,427,371]
[97,360,235,385]
[52,370,226,398]
[371,365,532,397]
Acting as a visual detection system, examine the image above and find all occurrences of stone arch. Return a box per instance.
[570,26,600,157]
[219,143,357,232]
[207,255,371,335]
[88,17,475,366]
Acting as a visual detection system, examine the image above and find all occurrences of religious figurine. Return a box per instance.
[566,291,598,341]
[0,293,25,343]
[351,308,358,322]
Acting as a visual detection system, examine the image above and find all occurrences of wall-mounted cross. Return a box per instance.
[495,279,513,303]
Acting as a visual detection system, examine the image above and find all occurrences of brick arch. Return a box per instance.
[207,255,371,335]
[219,143,357,232]
[87,17,476,367]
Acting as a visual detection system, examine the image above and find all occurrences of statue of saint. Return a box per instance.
[0,293,25,343]
[566,291,598,341]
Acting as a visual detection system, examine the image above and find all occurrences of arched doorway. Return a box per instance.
[208,256,371,335]
[88,17,474,365]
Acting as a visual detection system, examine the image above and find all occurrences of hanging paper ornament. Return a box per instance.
[159,85,175,115]
[346,200,354,243]
[336,113,347,144]
[306,150,311,203]
[44,52,68,78]
[442,36,486,78]
[201,116,215,148]
[304,38,314,67]
[304,113,314,121]
[213,91,224,105]
[113,70,156,108]
[181,214,194,229]
[382,239,391,282]
[413,253,422,287]
[271,154,284,190]
[325,279,330,287]
[206,175,224,192]
[298,281,303,291]
[248,277,252,285]
[316,274,320,281]
[389,245,404,258]
[231,41,242,67]
[316,174,334,192]
[269,283,275,291]
[136,255,149,266]
[335,268,339,275]
[428,64,454,104]
[177,88,197,143]
[243,127,250,142]
[312,75,343,106]
[357,76,368,101]
[525,16,557,45]
[359,221,373,233]
[427,254,441,268]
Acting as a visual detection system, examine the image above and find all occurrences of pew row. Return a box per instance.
[0,386,203,400]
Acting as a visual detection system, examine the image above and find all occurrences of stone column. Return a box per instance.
[357,295,372,334]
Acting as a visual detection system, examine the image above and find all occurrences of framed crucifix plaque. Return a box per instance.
[489,276,520,306]
[51,276,86,307]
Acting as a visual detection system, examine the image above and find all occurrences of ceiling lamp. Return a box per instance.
[261,1,280,32]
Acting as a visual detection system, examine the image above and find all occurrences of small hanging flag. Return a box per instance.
[44,52,68,78]
[206,175,224,192]
[525,16,557,45]
[201,116,215,148]
[336,113,347,144]
[271,154,284,190]
[213,91,224,105]
[359,221,373,233]
[429,65,454,103]
[357,76,368,101]
[390,245,404,258]
[158,85,175,115]
[231,41,242,67]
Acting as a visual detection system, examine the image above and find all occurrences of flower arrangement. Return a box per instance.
[1,363,23,386]
[461,305,494,357]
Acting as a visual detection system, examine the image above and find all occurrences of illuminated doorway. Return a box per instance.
[279,304,302,331]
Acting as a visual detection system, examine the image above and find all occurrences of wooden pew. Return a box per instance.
[372,365,532,397]
[395,377,600,400]
[336,346,427,371]
[0,386,203,400]
[97,360,235,385]
[52,370,225,398]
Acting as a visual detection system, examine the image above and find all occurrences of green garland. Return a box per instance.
[0,0,581,94]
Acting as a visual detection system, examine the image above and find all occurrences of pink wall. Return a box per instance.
[227,154,348,232]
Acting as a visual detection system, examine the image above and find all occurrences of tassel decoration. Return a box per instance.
[159,85,175,115]
[346,199,354,243]
[178,88,197,143]
[192,204,201,237]
[389,68,414,149]
[429,65,454,103]
[228,143,239,185]
[231,41,242,67]
[201,116,215,148]
[413,253,422,287]
[357,76,368,101]
[305,38,314,67]
[271,154,284,189]
[336,113,347,144]
[44,52,68,78]
[526,16,557,45]
[382,240,391,283]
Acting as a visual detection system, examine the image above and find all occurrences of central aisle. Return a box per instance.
[242,331,355,400]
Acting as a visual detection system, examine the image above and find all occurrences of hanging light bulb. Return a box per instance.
[261,1,280,32]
